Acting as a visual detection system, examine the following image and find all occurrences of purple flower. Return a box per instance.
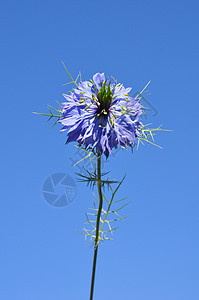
[59,73,143,157]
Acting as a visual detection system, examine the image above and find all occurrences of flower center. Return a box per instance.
[96,81,113,116]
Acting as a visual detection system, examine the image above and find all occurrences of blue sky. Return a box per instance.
[1,0,199,299]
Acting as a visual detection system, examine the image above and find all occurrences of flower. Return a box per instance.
[59,72,143,157]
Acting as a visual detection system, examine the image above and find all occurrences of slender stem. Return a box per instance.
[89,152,103,300]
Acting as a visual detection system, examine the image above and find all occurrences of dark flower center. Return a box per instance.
[96,81,113,116]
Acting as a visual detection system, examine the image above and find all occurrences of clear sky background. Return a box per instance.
[1,0,199,299]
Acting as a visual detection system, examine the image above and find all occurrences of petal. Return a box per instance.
[93,73,105,91]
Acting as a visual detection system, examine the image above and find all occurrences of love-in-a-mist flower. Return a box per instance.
[60,73,143,157]
[35,65,170,300]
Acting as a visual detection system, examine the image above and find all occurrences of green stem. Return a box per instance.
[89,152,103,300]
